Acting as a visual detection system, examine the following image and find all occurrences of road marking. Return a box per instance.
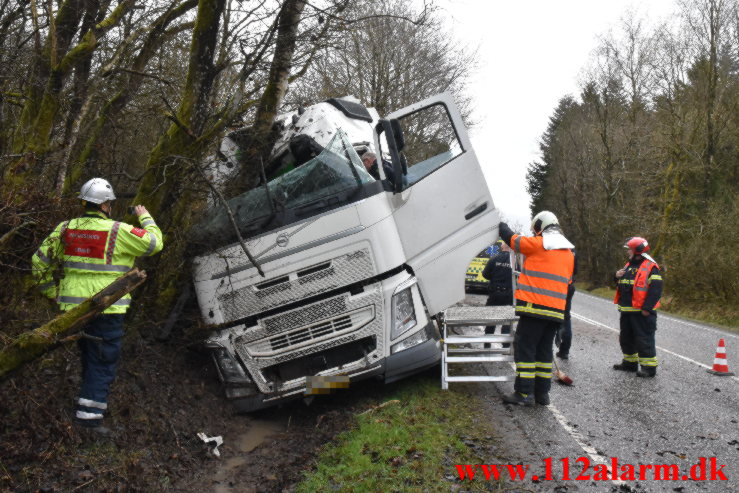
[571,312,739,382]
[547,404,624,486]
[575,292,739,340]
[501,361,624,486]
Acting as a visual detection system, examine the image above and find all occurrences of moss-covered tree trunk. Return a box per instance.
[0,269,146,379]
[129,0,226,324]
[60,0,198,195]
[4,0,133,186]
[234,0,306,190]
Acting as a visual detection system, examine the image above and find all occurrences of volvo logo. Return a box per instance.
[276,233,290,248]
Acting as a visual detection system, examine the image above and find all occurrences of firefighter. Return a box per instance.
[498,211,575,406]
[31,178,164,434]
[613,237,663,377]
[481,240,513,348]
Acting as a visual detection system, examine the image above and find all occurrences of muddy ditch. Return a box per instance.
[0,324,428,493]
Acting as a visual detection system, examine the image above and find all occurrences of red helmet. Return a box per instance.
[624,237,650,254]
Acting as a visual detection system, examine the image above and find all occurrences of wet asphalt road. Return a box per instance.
[463,291,739,492]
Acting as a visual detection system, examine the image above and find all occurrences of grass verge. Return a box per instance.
[296,371,505,492]
[575,283,739,331]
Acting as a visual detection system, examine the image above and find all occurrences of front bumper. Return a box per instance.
[385,320,441,383]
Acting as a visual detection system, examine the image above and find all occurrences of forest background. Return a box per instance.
[0,0,736,489]
[0,0,736,356]
[526,0,737,325]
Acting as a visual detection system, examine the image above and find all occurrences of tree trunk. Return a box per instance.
[129,0,226,324]
[0,268,146,379]
[60,0,198,196]
[235,0,306,190]
[5,0,133,184]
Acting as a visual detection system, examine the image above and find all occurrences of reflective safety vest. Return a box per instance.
[614,258,661,310]
[511,234,574,322]
[32,210,163,314]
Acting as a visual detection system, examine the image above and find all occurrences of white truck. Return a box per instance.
[190,93,499,411]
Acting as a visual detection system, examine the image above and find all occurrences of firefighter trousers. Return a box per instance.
[618,312,657,371]
[75,314,124,424]
[513,315,559,396]
[557,318,572,355]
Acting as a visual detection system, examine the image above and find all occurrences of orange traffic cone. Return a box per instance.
[707,338,735,376]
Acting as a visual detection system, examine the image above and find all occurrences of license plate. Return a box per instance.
[305,375,350,395]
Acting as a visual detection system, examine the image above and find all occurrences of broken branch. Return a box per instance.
[0,269,147,379]
[193,163,265,277]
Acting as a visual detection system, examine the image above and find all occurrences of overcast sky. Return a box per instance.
[434,0,679,229]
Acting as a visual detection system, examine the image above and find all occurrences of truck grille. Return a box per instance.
[269,315,353,350]
[244,305,375,357]
[231,283,385,394]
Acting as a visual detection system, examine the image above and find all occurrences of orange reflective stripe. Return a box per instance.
[517,283,567,300]
[514,243,573,311]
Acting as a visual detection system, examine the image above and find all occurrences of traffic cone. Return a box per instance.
[707,338,735,376]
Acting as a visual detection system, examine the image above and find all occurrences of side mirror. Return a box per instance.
[390,119,405,152]
[377,119,404,193]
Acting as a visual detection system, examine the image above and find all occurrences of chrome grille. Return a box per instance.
[269,315,353,350]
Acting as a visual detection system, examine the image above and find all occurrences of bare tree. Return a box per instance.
[287,0,476,122]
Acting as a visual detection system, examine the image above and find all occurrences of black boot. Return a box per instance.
[535,393,550,406]
[613,362,638,372]
[502,392,533,406]
[556,351,568,360]
[636,367,657,378]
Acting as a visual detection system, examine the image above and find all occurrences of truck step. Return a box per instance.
[447,347,510,354]
[445,336,513,344]
[444,375,515,382]
[445,355,515,363]
[443,306,518,326]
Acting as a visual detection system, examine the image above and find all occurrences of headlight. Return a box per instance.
[391,324,431,354]
[210,345,251,385]
[391,287,417,340]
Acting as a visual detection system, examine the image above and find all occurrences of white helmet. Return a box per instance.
[79,178,116,204]
[531,210,559,234]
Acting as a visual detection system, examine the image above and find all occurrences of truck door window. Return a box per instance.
[395,103,464,187]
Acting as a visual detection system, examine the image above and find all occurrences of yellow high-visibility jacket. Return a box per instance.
[32,210,163,314]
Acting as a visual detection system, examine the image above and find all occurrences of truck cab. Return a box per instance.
[191,93,499,411]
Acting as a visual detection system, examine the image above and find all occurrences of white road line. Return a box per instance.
[571,312,739,382]
[575,292,739,340]
[503,361,623,486]
[547,404,624,486]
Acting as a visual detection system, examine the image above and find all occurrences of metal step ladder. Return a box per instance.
[440,305,518,389]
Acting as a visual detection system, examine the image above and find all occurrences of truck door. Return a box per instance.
[377,93,499,315]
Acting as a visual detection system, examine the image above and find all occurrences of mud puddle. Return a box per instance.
[213,419,285,493]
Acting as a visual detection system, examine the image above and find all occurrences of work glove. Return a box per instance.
[498,222,514,244]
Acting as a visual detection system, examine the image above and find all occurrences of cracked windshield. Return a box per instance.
[192,130,373,249]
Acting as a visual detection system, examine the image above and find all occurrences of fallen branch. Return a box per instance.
[0,269,147,379]
[357,399,400,416]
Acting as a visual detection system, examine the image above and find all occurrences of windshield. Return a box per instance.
[191,130,377,251]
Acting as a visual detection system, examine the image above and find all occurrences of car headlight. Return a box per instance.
[391,287,417,340]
